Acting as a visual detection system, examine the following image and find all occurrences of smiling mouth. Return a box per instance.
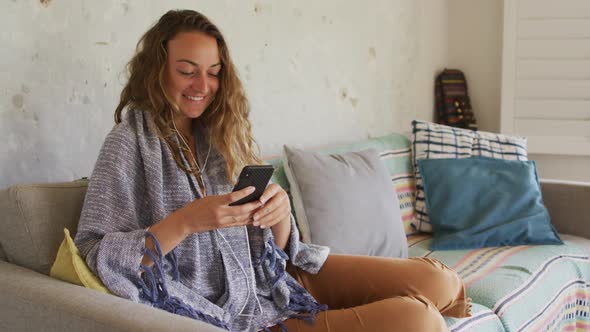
[183,94,205,101]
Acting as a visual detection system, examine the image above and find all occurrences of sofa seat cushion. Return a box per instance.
[444,302,505,332]
[560,234,590,256]
[408,233,590,331]
[0,179,89,274]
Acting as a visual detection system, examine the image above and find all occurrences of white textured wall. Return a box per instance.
[1,0,448,188]
[448,0,589,182]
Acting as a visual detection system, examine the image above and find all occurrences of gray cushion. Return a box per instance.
[283,146,408,258]
[0,244,6,262]
[0,179,88,274]
[0,261,225,332]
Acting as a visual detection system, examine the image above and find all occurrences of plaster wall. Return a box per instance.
[1,0,448,188]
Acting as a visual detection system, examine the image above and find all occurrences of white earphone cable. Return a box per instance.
[215,229,263,318]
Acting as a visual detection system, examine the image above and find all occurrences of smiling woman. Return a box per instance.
[77,9,321,331]
[73,9,471,332]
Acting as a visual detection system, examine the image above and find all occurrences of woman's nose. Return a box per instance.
[191,71,209,93]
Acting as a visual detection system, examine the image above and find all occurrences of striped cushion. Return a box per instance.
[411,120,528,232]
[391,172,417,235]
[408,233,590,331]
[380,147,417,235]
[265,133,419,236]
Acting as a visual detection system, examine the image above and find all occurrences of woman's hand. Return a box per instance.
[253,184,292,250]
[252,184,291,229]
[142,186,261,266]
[177,186,263,234]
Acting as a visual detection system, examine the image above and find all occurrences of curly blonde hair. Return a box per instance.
[114,9,262,183]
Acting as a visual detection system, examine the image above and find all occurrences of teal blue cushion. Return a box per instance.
[418,157,562,250]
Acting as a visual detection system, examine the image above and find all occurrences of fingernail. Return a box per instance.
[248,186,256,193]
[260,225,266,229]
[260,197,266,204]
[253,222,260,227]
[253,214,258,220]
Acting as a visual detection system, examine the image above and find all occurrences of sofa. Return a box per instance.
[1,132,589,332]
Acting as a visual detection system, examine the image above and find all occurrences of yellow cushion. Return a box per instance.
[50,228,111,294]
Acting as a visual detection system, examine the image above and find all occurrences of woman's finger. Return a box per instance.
[225,186,256,205]
[253,193,287,223]
[258,183,281,204]
[222,198,262,217]
[254,203,290,228]
[220,212,254,227]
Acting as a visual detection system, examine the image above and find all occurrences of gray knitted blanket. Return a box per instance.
[74,110,330,331]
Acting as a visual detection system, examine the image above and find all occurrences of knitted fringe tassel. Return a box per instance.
[167,248,180,281]
[285,278,328,324]
[138,232,229,330]
[256,239,328,329]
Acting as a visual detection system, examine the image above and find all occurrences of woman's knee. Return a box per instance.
[409,258,464,301]
[378,296,448,332]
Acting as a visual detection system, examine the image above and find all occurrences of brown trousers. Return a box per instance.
[270,254,471,332]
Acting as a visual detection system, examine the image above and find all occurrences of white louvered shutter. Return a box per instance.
[501,0,590,155]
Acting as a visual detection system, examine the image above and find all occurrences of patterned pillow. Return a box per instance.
[411,120,528,232]
[380,148,418,235]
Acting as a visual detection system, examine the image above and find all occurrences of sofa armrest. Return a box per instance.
[0,261,224,332]
[541,179,590,240]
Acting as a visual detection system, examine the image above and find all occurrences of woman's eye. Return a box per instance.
[177,70,193,76]
[208,72,220,78]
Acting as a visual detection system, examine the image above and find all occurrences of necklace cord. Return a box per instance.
[172,115,212,195]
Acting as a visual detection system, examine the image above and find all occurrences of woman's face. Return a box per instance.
[164,31,221,120]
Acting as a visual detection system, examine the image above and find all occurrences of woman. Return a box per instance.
[75,9,471,332]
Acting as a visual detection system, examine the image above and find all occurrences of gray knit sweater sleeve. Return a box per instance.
[74,121,149,302]
[286,214,329,274]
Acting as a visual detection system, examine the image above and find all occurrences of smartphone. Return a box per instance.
[229,165,275,206]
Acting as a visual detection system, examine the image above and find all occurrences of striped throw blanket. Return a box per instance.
[408,234,590,332]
